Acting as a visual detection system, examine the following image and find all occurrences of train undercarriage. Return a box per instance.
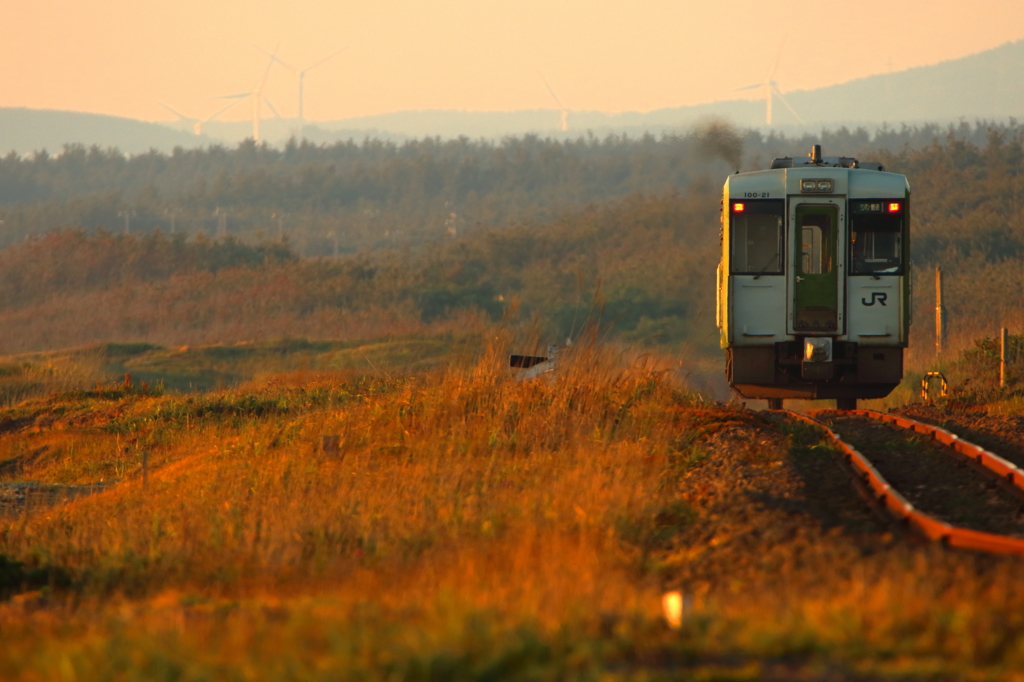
[726,341,903,409]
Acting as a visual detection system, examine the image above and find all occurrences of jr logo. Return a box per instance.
[862,292,888,306]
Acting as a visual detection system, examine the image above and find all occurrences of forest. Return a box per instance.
[0,120,1010,255]
[0,120,1020,378]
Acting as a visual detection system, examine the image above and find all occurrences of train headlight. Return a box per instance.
[804,338,832,363]
[887,201,902,213]
[800,179,833,193]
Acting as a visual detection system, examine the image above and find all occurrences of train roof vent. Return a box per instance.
[769,145,884,171]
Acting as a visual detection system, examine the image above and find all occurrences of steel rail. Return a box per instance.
[818,409,1024,494]
[782,409,1024,557]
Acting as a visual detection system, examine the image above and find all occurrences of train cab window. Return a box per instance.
[798,213,834,274]
[730,200,783,275]
[850,208,903,275]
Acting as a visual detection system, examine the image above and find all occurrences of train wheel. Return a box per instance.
[767,398,784,410]
[836,398,857,411]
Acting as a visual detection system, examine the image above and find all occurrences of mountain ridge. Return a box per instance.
[2,39,1022,153]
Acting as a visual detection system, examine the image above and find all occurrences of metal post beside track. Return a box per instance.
[935,267,946,357]
[1001,327,1009,388]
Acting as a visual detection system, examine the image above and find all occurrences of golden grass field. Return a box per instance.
[0,331,1023,680]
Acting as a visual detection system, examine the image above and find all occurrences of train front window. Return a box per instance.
[730,200,784,275]
[850,209,903,275]
[798,214,834,274]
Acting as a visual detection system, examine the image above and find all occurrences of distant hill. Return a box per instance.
[326,39,1024,136]
[0,108,216,155]
[731,37,1024,127]
[2,39,1023,153]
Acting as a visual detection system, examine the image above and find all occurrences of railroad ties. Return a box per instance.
[785,409,1024,557]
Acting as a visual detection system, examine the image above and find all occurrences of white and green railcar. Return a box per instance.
[716,145,910,410]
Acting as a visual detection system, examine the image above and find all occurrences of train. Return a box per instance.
[716,145,910,410]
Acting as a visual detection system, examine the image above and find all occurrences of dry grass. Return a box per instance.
[0,335,698,678]
[3,334,1024,679]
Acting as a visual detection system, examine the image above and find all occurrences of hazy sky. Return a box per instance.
[3,0,1023,123]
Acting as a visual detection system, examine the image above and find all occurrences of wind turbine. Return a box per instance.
[159,103,200,134]
[258,45,348,137]
[733,43,804,127]
[159,99,245,136]
[219,51,277,141]
[539,71,569,131]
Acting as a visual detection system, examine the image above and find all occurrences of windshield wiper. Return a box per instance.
[753,253,779,280]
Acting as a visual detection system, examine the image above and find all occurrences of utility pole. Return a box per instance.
[1001,327,1009,388]
[215,207,227,238]
[935,267,946,357]
[118,209,132,235]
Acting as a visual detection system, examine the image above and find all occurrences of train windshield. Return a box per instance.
[799,214,834,274]
[731,200,784,275]
[850,209,903,275]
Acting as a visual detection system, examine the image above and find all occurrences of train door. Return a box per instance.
[790,202,843,334]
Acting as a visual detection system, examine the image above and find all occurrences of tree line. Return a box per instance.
[0,121,1018,256]
[0,122,1021,365]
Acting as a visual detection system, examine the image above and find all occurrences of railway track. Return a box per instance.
[785,408,1024,557]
